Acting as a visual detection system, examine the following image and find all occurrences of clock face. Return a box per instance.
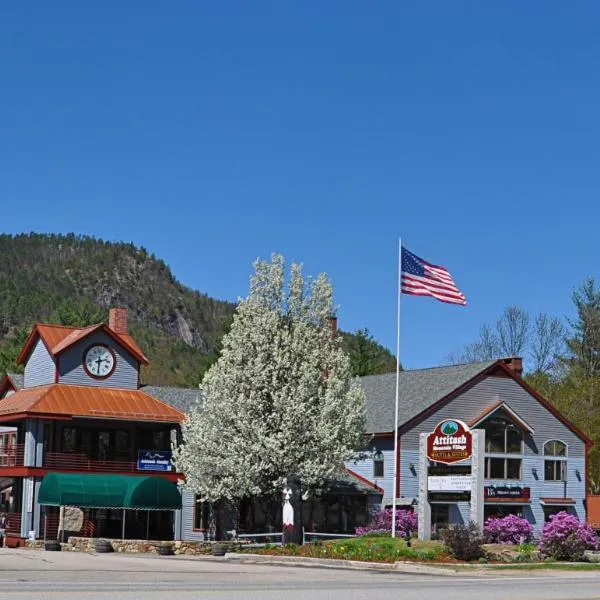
[84,345,115,378]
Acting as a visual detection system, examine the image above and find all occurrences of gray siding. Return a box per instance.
[58,331,139,389]
[181,489,206,541]
[351,374,587,533]
[24,338,55,388]
[345,436,395,502]
[399,375,587,532]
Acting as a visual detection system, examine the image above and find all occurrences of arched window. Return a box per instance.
[480,414,523,480]
[544,440,567,481]
[373,449,384,478]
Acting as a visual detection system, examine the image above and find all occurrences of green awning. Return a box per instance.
[38,473,182,510]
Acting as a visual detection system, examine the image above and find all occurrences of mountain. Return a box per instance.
[0,233,396,385]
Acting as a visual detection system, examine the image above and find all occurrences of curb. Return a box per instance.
[225,553,462,575]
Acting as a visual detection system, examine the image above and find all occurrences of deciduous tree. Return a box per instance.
[174,255,366,507]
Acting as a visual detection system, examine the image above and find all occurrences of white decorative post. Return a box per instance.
[417,432,431,540]
[470,429,485,529]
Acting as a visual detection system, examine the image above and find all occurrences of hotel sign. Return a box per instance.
[426,420,472,465]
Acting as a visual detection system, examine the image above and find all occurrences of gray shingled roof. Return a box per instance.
[326,469,381,495]
[360,360,496,433]
[141,385,203,414]
[6,373,23,390]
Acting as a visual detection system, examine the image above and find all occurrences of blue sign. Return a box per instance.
[137,450,173,472]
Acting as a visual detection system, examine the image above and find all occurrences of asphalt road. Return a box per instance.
[1,548,600,600]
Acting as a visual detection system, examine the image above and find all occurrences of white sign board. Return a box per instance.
[427,475,472,492]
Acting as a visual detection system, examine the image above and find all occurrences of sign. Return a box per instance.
[427,475,472,492]
[137,450,173,472]
[428,491,471,502]
[426,419,472,465]
[428,465,471,476]
[485,486,530,500]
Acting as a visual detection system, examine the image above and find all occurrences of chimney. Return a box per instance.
[109,308,128,334]
[329,316,338,335]
[502,357,523,378]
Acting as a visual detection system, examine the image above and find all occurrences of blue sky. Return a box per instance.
[2,2,600,369]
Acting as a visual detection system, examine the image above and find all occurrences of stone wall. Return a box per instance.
[64,537,246,555]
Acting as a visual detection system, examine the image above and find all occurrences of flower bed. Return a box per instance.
[245,536,449,563]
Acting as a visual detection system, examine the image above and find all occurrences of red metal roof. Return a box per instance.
[0,384,183,423]
[17,323,148,365]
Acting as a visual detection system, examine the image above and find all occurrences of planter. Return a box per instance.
[94,539,114,553]
[212,543,227,557]
[45,540,61,552]
[158,544,174,556]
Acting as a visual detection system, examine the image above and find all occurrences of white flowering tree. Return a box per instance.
[174,254,365,521]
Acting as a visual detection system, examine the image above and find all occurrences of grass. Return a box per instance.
[244,535,448,563]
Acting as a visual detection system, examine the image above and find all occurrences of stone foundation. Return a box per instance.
[64,537,246,555]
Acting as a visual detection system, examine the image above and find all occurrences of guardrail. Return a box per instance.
[302,531,356,544]
[233,530,356,547]
[235,532,284,547]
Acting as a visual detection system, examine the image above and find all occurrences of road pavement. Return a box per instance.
[1,548,600,599]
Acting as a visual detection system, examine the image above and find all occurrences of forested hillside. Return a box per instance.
[0,233,395,385]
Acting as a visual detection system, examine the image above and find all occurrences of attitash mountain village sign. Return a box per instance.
[417,419,485,540]
[426,420,472,464]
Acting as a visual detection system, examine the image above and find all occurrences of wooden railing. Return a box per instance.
[0,444,24,467]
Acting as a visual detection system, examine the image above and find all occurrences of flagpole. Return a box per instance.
[391,238,402,538]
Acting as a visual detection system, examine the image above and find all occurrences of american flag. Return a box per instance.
[401,247,467,306]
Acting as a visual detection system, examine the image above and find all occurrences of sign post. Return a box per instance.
[418,420,484,540]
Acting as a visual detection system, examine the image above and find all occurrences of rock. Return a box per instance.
[585,551,600,563]
[483,543,523,563]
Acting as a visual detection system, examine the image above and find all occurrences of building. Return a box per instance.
[0,309,185,546]
[347,357,590,535]
[0,310,589,542]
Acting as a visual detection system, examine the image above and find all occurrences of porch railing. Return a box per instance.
[0,444,24,467]
[43,452,139,473]
[0,445,178,475]
[6,513,21,535]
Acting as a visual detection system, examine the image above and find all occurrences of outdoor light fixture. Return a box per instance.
[532,467,538,476]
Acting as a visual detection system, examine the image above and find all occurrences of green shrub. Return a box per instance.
[441,522,484,561]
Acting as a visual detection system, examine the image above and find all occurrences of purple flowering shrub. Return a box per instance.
[538,511,599,561]
[355,508,418,538]
[483,514,533,544]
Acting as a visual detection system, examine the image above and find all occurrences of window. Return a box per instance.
[482,416,523,454]
[480,414,523,480]
[485,457,522,480]
[544,440,567,481]
[543,506,568,522]
[193,496,210,531]
[97,431,110,460]
[484,505,523,520]
[115,430,130,459]
[373,449,384,478]
[62,427,77,452]
[152,431,167,450]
